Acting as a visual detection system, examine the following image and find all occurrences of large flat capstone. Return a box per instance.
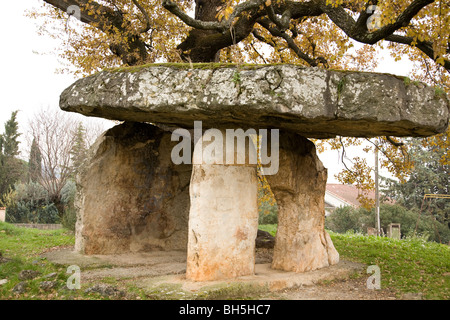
[60,64,449,138]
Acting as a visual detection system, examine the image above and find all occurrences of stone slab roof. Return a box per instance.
[60,64,449,138]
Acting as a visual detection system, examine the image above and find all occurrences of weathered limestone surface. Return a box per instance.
[186,130,258,281]
[60,64,449,139]
[266,131,339,272]
[75,122,192,254]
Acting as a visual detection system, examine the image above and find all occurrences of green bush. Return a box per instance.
[325,204,450,244]
[325,206,366,234]
[61,207,77,231]
[5,182,59,224]
[61,180,77,231]
[258,201,278,225]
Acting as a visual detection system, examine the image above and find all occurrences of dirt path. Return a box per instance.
[271,276,400,300]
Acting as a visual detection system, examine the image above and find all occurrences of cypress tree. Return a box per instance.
[0,111,23,198]
[70,122,88,177]
[1,110,20,157]
[28,137,42,183]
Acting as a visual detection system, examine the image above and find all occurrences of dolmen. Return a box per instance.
[60,63,449,281]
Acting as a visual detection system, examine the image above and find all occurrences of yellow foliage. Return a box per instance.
[29,0,193,75]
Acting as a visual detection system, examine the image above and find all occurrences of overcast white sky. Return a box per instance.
[0,1,114,157]
[1,0,414,183]
[0,1,73,121]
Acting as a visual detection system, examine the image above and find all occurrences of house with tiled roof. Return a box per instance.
[325,184,377,216]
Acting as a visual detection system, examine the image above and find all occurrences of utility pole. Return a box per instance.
[375,144,381,236]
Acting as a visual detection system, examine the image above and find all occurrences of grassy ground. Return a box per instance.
[331,231,450,299]
[1,221,449,300]
[258,224,277,237]
[260,224,450,300]
[0,221,75,299]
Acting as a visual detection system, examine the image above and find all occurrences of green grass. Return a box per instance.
[330,231,450,299]
[0,222,74,258]
[0,221,77,300]
[259,225,449,299]
[258,224,277,237]
[0,222,129,300]
[2,221,449,300]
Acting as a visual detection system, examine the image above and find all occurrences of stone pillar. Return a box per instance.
[265,131,339,273]
[75,122,192,254]
[186,129,258,281]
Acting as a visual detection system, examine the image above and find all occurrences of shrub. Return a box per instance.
[325,206,366,234]
[257,184,278,225]
[5,182,59,224]
[61,207,77,231]
[325,204,450,244]
[258,201,278,225]
[61,180,77,231]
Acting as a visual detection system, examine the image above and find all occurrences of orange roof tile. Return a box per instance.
[326,184,376,207]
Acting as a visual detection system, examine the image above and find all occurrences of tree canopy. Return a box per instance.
[384,134,450,228]
[33,1,449,77]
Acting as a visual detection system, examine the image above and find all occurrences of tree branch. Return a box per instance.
[162,0,226,32]
[369,0,435,41]
[386,136,404,147]
[131,0,151,34]
[43,0,149,65]
[43,0,119,30]
[339,137,357,175]
[320,0,435,44]
[354,0,379,32]
[266,3,291,31]
[252,29,276,48]
[162,0,325,62]
[257,18,327,67]
[317,0,449,71]
[365,138,408,172]
[249,40,268,64]
[162,0,322,32]
[385,34,450,72]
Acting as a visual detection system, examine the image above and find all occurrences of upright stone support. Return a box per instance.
[186,129,258,281]
[266,131,339,273]
[75,122,192,254]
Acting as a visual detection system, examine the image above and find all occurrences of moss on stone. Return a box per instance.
[195,282,269,300]
[337,76,347,97]
[403,77,424,87]
[403,77,411,86]
[104,62,298,73]
[434,86,446,99]
[144,283,189,300]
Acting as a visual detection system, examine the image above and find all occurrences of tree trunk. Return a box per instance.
[178,0,224,62]
[110,34,149,66]
[51,195,65,219]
